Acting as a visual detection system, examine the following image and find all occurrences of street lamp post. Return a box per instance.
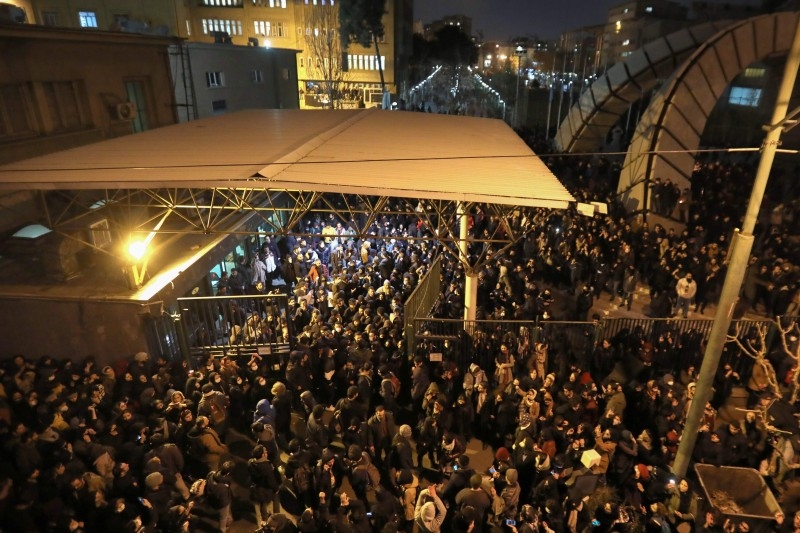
[514,44,526,128]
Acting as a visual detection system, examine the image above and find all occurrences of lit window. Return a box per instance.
[744,67,766,78]
[729,86,762,107]
[78,11,98,28]
[645,6,653,12]
[615,20,621,33]
[206,71,224,88]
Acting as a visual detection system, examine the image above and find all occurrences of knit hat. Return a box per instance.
[399,424,412,438]
[637,464,650,481]
[495,447,511,462]
[505,468,519,484]
[145,471,163,489]
[421,501,436,522]
[271,382,285,395]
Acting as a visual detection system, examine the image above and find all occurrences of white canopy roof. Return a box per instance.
[0,109,573,208]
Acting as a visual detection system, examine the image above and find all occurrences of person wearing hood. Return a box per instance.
[414,484,446,533]
[254,398,276,427]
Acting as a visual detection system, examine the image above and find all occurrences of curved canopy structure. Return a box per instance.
[555,20,732,154]
[0,108,572,209]
[618,11,800,213]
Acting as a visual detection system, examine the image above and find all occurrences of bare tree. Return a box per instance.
[777,318,800,403]
[726,322,781,398]
[302,4,350,108]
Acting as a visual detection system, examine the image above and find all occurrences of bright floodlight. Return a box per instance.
[128,240,147,261]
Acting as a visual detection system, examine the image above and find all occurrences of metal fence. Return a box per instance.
[412,315,792,376]
[142,313,182,362]
[403,255,442,355]
[175,293,294,364]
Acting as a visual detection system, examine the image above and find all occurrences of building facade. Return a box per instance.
[9,0,413,108]
[0,23,181,166]
[601,0,688,66]
[172,42,299,120]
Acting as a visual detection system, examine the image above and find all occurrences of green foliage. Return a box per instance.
[338,0,386,48]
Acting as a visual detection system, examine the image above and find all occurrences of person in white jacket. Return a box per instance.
[675,273,697,318]
[414,484,447,532]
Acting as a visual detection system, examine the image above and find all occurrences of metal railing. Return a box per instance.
[175,293,293,363]
[403,255,442,355]
[412,315,794,375]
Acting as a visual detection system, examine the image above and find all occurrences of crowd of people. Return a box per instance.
[1,146,800,533]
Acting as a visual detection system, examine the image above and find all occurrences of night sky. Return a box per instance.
[414,0,623,40]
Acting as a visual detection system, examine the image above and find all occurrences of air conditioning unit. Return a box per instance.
[115,102,136,120]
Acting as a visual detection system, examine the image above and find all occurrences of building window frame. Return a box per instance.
[78,10,98,28]
[42,10,59,26]
[206,71,225,88]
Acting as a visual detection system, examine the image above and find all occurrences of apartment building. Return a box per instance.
[8,0,412,108]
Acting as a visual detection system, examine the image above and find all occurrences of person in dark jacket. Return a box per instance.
[206,461,234,532]
[248,445,280,526]
[271,382,293,450]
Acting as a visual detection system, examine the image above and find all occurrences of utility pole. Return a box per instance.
[673,19,800,478]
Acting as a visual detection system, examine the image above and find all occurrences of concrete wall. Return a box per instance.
[180,42,298,119]
[0,296,150,365]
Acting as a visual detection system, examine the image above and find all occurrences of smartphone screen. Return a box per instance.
[506,519,516,526]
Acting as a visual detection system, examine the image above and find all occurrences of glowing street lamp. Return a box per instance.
[125,210,171,289]
[514,43,527,127]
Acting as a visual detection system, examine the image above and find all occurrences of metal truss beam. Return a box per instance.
[36,187,536,271]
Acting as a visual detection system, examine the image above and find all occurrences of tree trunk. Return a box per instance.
[373,34,386,91]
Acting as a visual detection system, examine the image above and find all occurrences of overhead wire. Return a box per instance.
[0,146,778,174]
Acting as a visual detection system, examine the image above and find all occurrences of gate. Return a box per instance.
[168,293,294,365]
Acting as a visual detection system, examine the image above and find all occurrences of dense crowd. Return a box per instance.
[1,149,799,533]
